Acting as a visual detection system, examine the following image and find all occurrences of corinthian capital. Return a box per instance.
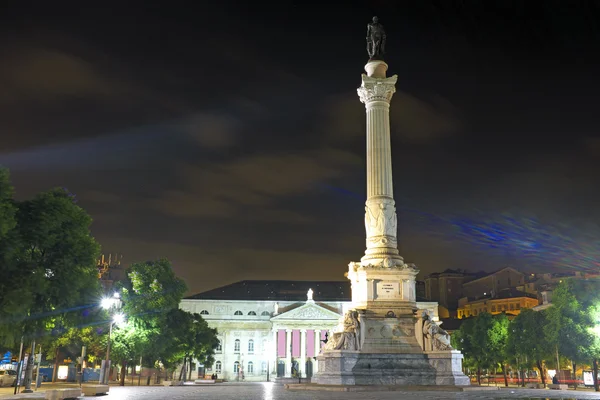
[357,74,398,104]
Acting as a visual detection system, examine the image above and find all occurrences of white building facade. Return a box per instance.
[180,280,438,381]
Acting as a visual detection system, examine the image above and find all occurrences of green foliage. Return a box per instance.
[110,259,216,374]
[544,279,596,364]
[0,171,101,347]
[454,313,508,375]
[119,259,187,324]
[158,309,218,367]
[507,309,550,371]
[45,326,107,364]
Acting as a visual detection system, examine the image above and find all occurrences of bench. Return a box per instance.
[44,388,82,400]
[548,384,568,390]
[194,379,215,384]
[525,383,544,389]
[163,380,184,386]
[82,384,110,396]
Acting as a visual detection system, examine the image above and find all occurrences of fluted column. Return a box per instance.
[300,329,306,378]
[314,330,321,373]
[285,329,292,377]
[272,329,278,376]
[357,61,403,268]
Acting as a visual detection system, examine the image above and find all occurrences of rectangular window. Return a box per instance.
[515,303,520,309]
[491,306,496,312]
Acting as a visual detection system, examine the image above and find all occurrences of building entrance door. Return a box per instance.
[277,360,285,377]
[305,359,313,378]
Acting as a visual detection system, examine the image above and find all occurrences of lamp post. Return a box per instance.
[101,293,123,385]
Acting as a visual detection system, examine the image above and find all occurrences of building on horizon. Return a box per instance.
[180,280,439,382]
[97,253,126,291]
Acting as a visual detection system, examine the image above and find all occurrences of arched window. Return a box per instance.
[248,311,256,316]
[234,339,240,352]
[216,340,222,352]
[234,310,243,315]
[248,339,254,353]
[233,361,240,373]
[261,311,270,316]
[215,361,222,373]
[261,361,268,374]
[247,361,254,374]
[200,310,209,315]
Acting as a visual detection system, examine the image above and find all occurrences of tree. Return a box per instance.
[489,313,510,387]
[545,279,596,388]
[120,259,187,322]
[0,174,101,387]
[158,309,218,381]
[453,313,507,385]
[507,309,551,386]
[110,259,188,384]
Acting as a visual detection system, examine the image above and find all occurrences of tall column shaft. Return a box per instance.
[314,330,321,373]
[272,329,278,376]
[300,329,306,377]
[357,61,402,267]
[285,329,292,377]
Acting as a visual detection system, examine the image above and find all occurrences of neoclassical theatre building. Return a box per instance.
[179,280,438,381]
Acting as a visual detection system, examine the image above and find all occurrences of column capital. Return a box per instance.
[300,329,307,333]
[357,74,398,104]
[285,329,292,333]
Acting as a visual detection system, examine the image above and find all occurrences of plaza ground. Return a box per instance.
[3,382,600,399]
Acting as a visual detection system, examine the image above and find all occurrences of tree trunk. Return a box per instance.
[477,367,481,385]
[500,364,508,387]
[572,362,577,390]
[178,357,186,381]
[521,369,525,387]
[188,357,193,381]
[536,360,546,386]
[593,359,599,392]
[119,362,126,386]
[52,347,60,383]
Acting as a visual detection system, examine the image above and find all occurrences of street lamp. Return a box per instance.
[101,293,123,384]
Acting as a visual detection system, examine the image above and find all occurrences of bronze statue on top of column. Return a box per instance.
[366,16,386,60]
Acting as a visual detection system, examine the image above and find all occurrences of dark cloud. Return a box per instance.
[1,1,599,295]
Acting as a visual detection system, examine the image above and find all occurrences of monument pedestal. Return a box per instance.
[313,350,469,386]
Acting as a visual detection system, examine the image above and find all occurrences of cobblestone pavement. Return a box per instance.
[74,383,600,400]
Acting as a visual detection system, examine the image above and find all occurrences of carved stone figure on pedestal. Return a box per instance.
[366,16,386,60]
[422,312,452,351]
[324,310,361,351]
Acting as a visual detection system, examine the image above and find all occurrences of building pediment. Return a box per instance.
[271,302,341,322]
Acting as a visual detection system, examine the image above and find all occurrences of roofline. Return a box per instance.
[462,267,524,286]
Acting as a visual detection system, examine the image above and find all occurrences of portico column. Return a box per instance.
[272,329,278,376]
[300,329,306,378]
[314,330,321,373]
[285,329,292,377]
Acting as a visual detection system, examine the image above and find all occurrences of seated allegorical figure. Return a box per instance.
[324,310,361,351]
[422,312,453,351]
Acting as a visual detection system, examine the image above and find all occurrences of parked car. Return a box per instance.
[0,370,17,387]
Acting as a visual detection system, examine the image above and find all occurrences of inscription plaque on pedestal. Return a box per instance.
[376,281,400,299]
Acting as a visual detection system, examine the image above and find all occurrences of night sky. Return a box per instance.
[1,1,599,295]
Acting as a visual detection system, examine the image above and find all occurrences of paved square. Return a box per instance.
[73,383,600,400]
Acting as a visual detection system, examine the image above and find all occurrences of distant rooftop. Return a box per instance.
[187,280,429,302]
[186,280,352,301]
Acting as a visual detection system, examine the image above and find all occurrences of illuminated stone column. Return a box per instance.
[357,60,403,268]
[300,329,306,377]
[314,330,321,373]
[285,329,292,377]
[348,60,420,315]
[272,329,278,376]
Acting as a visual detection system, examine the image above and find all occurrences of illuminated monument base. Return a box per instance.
[310,56,469,387]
